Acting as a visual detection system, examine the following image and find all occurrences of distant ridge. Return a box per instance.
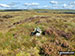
[0,9,29,12]
[0,9,75,11]
[0,9,75,14]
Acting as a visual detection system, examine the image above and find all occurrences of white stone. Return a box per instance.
[36,33,41,36]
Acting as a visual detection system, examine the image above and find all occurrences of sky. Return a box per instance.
[0,0,75,10]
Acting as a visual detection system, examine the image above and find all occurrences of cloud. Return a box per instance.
[69,1,75,8]
[24,3,39,6]
[52,5,59,8]
[69,1,75,5]
[50,1,58,4]
[8,2,20,6]
[7,2,21,8]
[63,4,74,9]
[24,3,40,10]
[31,3,39,6]
[63,4,67,7]
[0,4,10,8]
[43,5,50,9]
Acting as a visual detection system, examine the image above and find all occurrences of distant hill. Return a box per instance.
[0,9,28,12]
[0,9,75,14]
[34,9,75,14]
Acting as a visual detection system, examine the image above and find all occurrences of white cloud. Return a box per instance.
[43,5,50,8]
[69,1,75,5]
[0,4,10,8]
[52,5,59,8]
[63,4,67,7]
[63,4,74,9]
[7,2,21,8]
[43,5,48,7]
[31,3,39,6]
[24,3,39,6]
[50,1,58,4]
[69,1,75,8]
[37,6,41,9]
[24,3,40,10]
[24,3,29,6]
[8,2,19,6]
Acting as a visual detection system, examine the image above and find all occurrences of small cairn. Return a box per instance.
[30,27,42,36]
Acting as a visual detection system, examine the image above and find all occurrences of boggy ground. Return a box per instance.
[0,10,75,56]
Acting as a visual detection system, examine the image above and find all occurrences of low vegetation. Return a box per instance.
[0,9,75,56]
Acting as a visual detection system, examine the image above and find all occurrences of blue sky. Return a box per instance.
[0,0,75,9]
